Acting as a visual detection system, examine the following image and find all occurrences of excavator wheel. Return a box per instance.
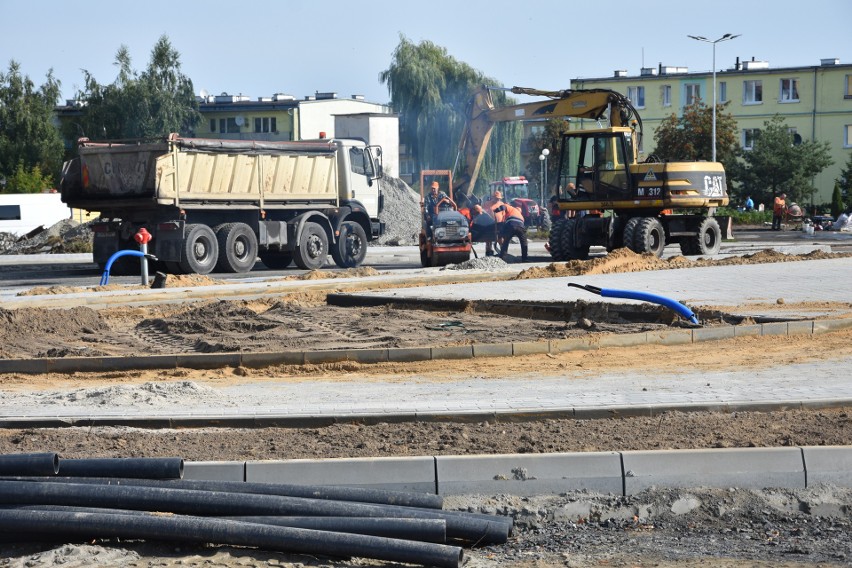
[560,218,590,260]
[695,217,721,255]
[633,217,666,257]
[621,217,640,252]
[548,218,569,261]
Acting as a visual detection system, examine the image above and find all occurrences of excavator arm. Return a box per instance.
[453,86,640,199]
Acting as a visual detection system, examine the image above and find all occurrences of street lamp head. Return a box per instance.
[688,35,708,42]
[541,148,550,157]
[539,154,546,162]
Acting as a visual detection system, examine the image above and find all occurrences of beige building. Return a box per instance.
[571,58,852,205]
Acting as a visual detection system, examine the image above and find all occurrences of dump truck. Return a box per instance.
[454,86,729,259]
[60,134,384,274]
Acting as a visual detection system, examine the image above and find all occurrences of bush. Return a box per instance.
[716,207,772,225]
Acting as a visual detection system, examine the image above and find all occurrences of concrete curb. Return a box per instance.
[182,446,852,496]
[1,317,849,376]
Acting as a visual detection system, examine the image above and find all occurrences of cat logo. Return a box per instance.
[643,169,658,182]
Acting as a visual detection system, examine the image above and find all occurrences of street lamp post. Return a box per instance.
[687,33,740,162]
[539,148,550,206]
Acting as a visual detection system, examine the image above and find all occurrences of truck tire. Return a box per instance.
[214,223,258,273]
[621,217,640,252]
[548,218,569,261]
[178,224,219,275]
[331,221,368,268]
[633,217,666,257]
[293,221,328,270]
[560,218,590,260]
[539,214,552,232]
[259,252,293,270]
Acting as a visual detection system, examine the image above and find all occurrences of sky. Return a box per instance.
[2,0,851,106]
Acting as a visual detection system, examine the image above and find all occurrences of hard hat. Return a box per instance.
[493,190,503,199]
[430,181,440,189]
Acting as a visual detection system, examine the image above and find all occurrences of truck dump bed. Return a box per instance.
[63,136,342,209]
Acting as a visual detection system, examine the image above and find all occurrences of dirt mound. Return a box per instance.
[514,247,852,280]
[0,306,108,358]
[375,176,422,246]
[291,266,380,280]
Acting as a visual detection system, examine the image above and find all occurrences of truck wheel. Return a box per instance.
[214,223,258,273]
[696,217,721,255]
[560,218,590,260]
[548,218,568,261]
[634,217,666,257]
[331,221,367,268]
[540,214,552,232]
[259,252,293,270]
[293,221,328,270]
[178,224,219,275]
[621,217,640,252]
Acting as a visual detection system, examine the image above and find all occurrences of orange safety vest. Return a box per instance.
[503,203,525,223]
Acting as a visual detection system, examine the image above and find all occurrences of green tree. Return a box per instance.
[735,115,833,205]
[652,98,739,172]
[70,36,200,141]
[837,152,852,204]
[830,183,845,217]
[380,35,521,195]
[0,61,64,191]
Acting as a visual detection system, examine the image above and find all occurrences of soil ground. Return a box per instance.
[0,250,851,567]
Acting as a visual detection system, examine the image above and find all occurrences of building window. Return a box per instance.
[780,78,799,102]
[210,119,216,132]
[719,81,727,103]
[219,118,240,134]
[743,80,763,104]
[254,117,277,133]
[627,86,645,108]
[846,75,852,98]
[742,128,760,150]
[662,85,671,107]
[845,125,852,148]
[685,83,701,105]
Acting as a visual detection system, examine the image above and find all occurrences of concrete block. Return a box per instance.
[435,452,623,496]
[813,318,852,334]
[473,343,513,358]
[692,326,736,343]
[550,337,597,354]
[512,341,549,356]
[0,358,49,375]
[622,448,805,494]
[787,320,814,335]
[431,345,473,360]
[345,349,388,364]
[303,350,351,364]
[246,456,436,493]
[761,322,789,336]
[183,461,245,481]
[100,355,178,371]
[733,324,762,337]
[387,347,432,363]
[646,330,692,346]
[241,351,304,367]
[598,332,649,348]
[176,353,241,370]
[47,357,105,374]
[802,446,852,487]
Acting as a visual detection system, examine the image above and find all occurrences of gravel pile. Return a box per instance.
[0,220,92,255]
[442,255,508,271]
[375,176,422,246]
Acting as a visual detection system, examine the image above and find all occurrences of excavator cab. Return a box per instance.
[556,127,636,204]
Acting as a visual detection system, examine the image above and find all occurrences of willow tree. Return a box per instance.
[69,35,200,141]
[380,35,521,195]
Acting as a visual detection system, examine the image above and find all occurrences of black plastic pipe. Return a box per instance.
[57,457,184,479]
[2,475,442,509]
[0,509,463,568]
[0,453,59,476]
[0,504,447,543]
[0,480,510,545]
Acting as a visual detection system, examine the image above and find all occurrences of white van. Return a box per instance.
[0,193,72,236]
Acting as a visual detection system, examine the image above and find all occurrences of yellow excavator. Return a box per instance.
[453,86,729,260]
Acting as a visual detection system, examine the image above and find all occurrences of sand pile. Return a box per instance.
[375,176,422,246]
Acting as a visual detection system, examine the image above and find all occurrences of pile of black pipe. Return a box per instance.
[0,453,514,568]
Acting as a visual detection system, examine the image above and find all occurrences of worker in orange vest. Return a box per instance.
[492,201,528,261]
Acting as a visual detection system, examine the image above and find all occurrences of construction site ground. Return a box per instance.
[0,230,851,567]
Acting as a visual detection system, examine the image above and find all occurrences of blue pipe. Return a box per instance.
[568,283,699,325]
[99,250,157,286]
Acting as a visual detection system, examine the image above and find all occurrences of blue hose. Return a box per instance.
[99,250,156,286]
[568,283,699,325]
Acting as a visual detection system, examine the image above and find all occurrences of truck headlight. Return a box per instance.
[458,227,468,238]
[435,228,446,239]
